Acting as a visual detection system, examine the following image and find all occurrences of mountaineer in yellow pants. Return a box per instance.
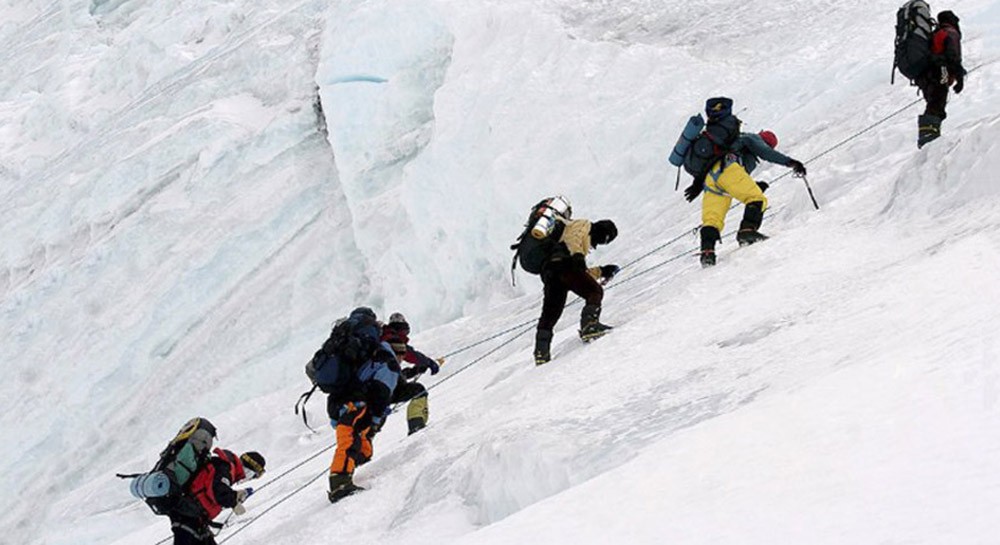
[685,130,807,267]
[380,313,443,435]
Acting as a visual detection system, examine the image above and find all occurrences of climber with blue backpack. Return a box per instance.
[670,97,806,267]
[298,307,400,503]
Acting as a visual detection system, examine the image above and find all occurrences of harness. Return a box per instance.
[704,153,741,197]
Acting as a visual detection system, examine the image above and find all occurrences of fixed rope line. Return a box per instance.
[765,57,997,187]
[254,445,334,494]
[425,323,535,392]
[162,62,1000,541]
[618,226,697,270]
[609,206,785,291]
[217,469,329,544]
[197,206,777,545]
[439,318,536,359]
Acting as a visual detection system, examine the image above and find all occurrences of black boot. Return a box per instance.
[917,114,942,149]
[736,201,769,246]
[534,329,553,365]
[700,226,719,267]
[579,304,613,342]
[328,473,363,503]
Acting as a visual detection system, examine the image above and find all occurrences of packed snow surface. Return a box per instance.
[1,0,999,544]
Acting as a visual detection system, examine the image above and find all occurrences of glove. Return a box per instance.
[401,367,419,379]
[235,488,253,503]
[756,181,769,193]
[953,76,964,94]
[233,504,246,516]
[788,160,807,177]
[683,178,704,202]
[427,358,441,375]
[599,264,620,280]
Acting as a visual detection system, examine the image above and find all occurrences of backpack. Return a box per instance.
[509,196,572,284]
[681,97,742,180]
[295,307,381,430]
[894,0,935,82]
[306,307,381,395]
[117,417,217,518]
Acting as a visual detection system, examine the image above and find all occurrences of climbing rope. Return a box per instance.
[157,55,1000,544]
[217,470,329,544]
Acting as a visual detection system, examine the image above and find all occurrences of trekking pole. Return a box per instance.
[674,167,681,191]
[800,175,820,210]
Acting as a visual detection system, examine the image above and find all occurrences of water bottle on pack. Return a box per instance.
[530,195,572,239]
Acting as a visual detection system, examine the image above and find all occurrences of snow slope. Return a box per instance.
[1,0,999,544]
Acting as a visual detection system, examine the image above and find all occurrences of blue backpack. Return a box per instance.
[306,307,381,395]
[296,307,383,430]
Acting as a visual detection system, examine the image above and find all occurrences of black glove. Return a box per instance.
[599,264,620,280]
[953,76,964,94]
[756,181,769,193]
[683,178,704,202]
[788,160,807,177]
[401,367,419,379]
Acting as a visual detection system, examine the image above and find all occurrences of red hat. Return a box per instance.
[758,130,778,148]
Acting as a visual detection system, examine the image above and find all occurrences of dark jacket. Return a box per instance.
[931,23,965,81]
[729,133,795,175]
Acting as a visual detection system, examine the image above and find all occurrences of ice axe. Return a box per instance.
[799,174,820,210]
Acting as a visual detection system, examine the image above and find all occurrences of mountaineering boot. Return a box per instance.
[700,226,719,268]
[328,473,363,504]
[579,304,613,342]
[917,114,942,149]
[406,394,429,435]
[736,201,769,247]
[534,329,554,366]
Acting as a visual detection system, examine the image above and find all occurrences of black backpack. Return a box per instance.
[117,417,217,518]
[894,0,935,82]
[509,197,571,284]
[295,308,381,430]
[306,307,380,395]
[683,97,742,180]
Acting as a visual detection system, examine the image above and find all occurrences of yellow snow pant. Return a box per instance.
[701,162,768,232]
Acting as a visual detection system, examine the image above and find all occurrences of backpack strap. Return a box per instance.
[293,384,319,433]
[510,251,518,287]
[509,229,529,287]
